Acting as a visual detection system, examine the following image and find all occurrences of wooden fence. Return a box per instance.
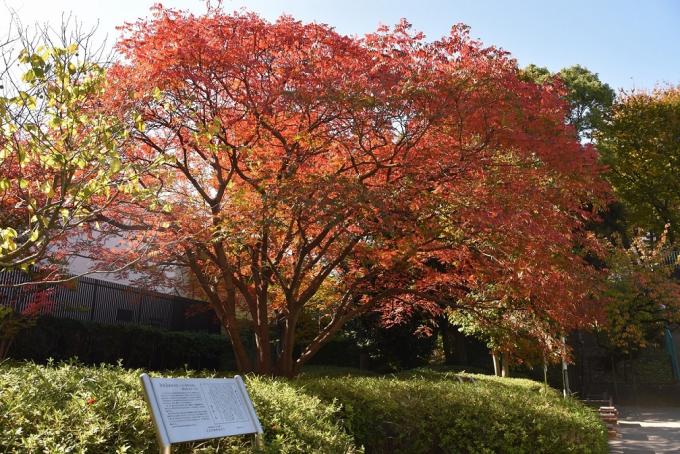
[0,271,219,333]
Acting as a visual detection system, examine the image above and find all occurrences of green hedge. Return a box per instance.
[297,368,608,453]
[8,314,443,373]
[0,362,606,453]
[8,316,366,372]
[304,335,362,369]
[0,361,359,453]
[9,317,235,370]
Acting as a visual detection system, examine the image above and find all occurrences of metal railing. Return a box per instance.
[0,271,219,333]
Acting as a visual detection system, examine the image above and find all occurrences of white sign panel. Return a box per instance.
[140,374,263,451]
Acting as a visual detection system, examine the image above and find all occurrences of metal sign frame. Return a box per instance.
[140,374,263,454]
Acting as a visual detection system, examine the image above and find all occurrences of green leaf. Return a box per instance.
[40,181,54,196]
[21,70,35,83]
[110,157,122,173]
[28,230,40,242]
[134,113,145,131]
[0,227,17,240]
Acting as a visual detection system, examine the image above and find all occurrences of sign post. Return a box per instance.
[140,374,263,454]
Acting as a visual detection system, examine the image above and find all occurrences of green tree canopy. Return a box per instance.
[521,64,615,141]
[597,87,680,242]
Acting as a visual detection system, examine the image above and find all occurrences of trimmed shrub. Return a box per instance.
[0,362,607,453]
[8,316,370,372]
[0,362,606,453]
[296,368,608,453]
[9,317,235,370]
[0,361,359,453]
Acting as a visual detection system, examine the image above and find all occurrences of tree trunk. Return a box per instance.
[293,312,353,375]
[492,351,501,376]
[501,353,509,377]
[253,319,272,375]
[561,334,570,397]
[223,316,253,373]
[275,311,301,378]
[186,255,255,373]
[439,316,468,365]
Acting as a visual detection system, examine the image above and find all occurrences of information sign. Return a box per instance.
[140,374,263,454]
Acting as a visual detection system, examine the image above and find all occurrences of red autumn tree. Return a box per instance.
[91,6,607,376]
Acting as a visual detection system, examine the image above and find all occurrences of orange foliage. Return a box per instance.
[87,6,609,375]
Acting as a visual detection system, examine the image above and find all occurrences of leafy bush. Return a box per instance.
[9,317,235,370]
[297,369,608,453]
[0,306,33,360]
[0,361,359,453]
[0,362,606,453]
[8,316,365,372]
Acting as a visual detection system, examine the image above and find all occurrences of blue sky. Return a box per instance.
[1,0,678,91]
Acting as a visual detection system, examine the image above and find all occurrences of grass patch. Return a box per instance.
[0,361,606,453]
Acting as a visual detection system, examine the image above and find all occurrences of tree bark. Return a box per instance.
[252,317,272,375]
[501,353,509,377]
[223,314,253,373]
[186,255,254,372]
[492,351,501,376]
[293,308,358,375]
[275,308,301,378]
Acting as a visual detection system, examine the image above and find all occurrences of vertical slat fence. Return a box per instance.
[0,271,219,333]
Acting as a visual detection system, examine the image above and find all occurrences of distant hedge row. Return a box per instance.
[9,317,234,370]
[7,316,363,371]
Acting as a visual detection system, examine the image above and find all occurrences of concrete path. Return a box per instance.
[609,406,680,453]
